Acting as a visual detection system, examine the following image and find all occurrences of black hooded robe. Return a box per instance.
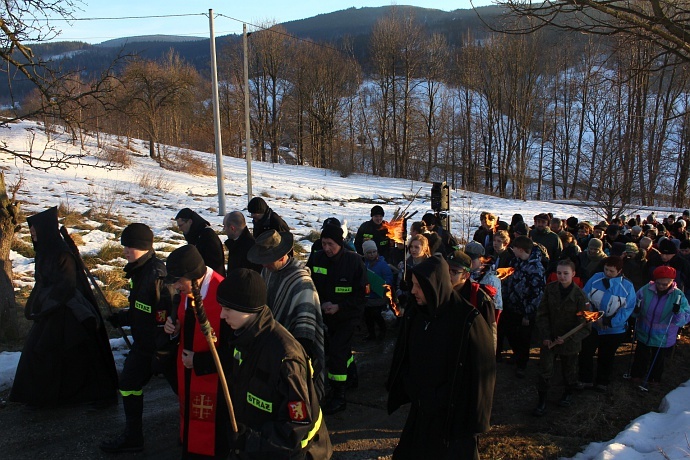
[387,255,496,460]
[10,207,118,407]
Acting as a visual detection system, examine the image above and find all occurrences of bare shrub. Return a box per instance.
[160,148,214,176]
[84,185,121,220]
[138,172,172,193]
[96,145,132,169]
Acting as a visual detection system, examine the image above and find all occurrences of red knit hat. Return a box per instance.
[653,265,676,281]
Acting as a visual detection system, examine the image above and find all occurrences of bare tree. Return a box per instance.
[117,50,199,159]
[492,0,690,64]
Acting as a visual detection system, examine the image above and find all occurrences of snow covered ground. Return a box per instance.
[1,119,689,459]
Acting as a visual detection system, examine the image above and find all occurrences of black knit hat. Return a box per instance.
[247,197,268,214]
[216,269,267,313]
[166,245,206,281]
[320,224,344,246]
[121,223,153,250]
[322,217,341,229]
[659,238,678,255]
[370,205,384,217]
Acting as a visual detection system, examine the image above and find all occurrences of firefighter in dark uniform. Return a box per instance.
[100,223,173,453]
[217,269,332,459]
[307,224,367,414]
[354,205,390,260]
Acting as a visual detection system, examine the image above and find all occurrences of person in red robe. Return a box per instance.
[164,245,227,458]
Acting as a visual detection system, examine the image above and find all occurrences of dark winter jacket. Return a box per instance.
[529,227,562,262]
[646,252,690,297]
[111,250,171,355]
[455,280,497,350]
[252,207,290,239]
[503,245,546,320]
[183,210,226,277]
[386,255,495,457]
[226,226,262,274]
[307,247,367,323]
[221,306,332,459]
[354,219,390,259]
[536,282,590,355]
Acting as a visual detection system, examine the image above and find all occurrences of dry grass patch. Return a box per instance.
[92,268,127,292]
[11,236,34,258]
[96,145,132,169]
[161,149,214,176]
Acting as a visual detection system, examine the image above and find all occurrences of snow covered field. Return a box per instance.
[1,119,689,459]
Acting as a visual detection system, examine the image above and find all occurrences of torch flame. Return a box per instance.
[496,267,515,280]
[382,218,405,245]
[383,284,401,317]
[578,310,604,322]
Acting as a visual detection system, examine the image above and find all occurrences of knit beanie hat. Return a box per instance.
[370,205,385,217]
[320,224,344,246]
[121,223,154,250]
[322,217,341,229]
[362,240,378,253]
[166,245,206,281]
[247,197,268,214]
[659,238,678,255]
[588,238,603,250]
[653,265,676,281]
[216,269,267,313]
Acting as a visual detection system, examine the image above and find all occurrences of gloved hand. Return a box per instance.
[106,313,121,328]
[673,302,681,314]
[229,423,248,451]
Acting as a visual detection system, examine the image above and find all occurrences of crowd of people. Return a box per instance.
[11,200,690,459]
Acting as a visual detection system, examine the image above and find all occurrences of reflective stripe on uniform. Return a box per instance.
[328,372,347,382]
[247,392,272,413]
[234,348,243,365]
[135,300,151,313]
[335,286,352,294]
[300,409,323,449]
[347,355,355,368]
[120,389,143,397]
[312,266,327,275]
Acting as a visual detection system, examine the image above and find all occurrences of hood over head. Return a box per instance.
[410,254,454,317]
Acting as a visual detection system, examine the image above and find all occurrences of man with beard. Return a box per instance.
[387,255,495,459]
[246,196,290,239]
[248,230,326,402]
[307,224,367,414]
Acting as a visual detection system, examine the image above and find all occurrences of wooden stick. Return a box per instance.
[548,311,603,349]
[189,292,238,433]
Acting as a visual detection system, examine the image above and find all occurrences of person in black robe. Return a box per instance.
[174,208,226,277]
[10,206,118,407]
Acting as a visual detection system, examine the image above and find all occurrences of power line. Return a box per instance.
[45,13,207,22]
[45,11,353,57]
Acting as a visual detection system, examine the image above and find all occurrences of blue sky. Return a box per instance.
[49,1,494,43]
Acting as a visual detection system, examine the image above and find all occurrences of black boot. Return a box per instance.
[100,394,144,453]
[323,381,346,415]
[346,360,358,389]
[558,389,573,407]
[532,391,547,417]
